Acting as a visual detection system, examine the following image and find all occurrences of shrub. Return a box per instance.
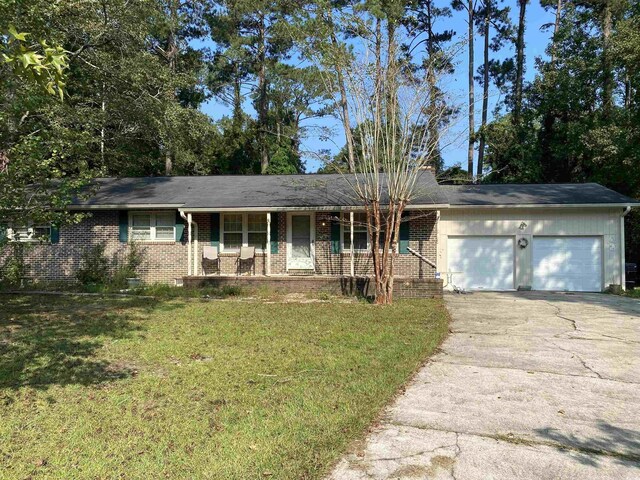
[76,244,110,285]
[109,242,145,290]
[1,243,27,286]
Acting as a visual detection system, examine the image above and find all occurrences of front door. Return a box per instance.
[287,213,315,270]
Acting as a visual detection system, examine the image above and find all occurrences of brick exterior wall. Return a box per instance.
[0,209,439,285]
[314,211,438,278]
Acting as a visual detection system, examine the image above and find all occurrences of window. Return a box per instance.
[221,213,269,252]
[7,223,51,243]
[248,214,267,250]
[223,214,243,251]
[129,212,175,242]
[342,212,385,252]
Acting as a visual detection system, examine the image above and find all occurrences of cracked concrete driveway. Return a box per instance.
[329,292,640,479]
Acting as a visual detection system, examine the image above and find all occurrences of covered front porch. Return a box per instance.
[179,209,387,278]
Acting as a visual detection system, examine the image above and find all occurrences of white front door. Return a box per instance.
[533,236,603,292]
[447,236,515,290]
[287,213,315,270]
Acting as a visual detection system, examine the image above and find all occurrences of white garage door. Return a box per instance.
[533,237,602,292]
[447,237,515,290]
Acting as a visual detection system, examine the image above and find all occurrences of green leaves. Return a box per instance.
[1,25,68,100]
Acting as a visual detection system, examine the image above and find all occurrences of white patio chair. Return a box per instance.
[202,246,220,275]
[237,246,255,275]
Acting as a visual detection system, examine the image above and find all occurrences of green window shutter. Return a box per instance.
[210,213,220,247]
[50,225,60,244]
[270,212,279,254]
[119,210,129,243]
[330,212,341,254]
[399,213,410,254]
[175,211,185,242]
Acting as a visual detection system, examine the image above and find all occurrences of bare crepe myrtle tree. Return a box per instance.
[318,17,457,304]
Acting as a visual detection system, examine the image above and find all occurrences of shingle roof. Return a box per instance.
[69,174,639,210]
[71,172,446,209]
[441,183,639,206]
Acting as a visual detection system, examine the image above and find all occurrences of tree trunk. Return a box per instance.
[551,0,562,65]
[467,1,475,180]
[233,67,242,127]
[425,1,441,172]
[328,7,355,173]
[602,0,613,117]
[477,0,490,178]
[514,0,527,123]
[257,13,269,174]
[164,1,179,176]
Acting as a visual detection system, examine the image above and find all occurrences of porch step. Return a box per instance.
[287,269,316,276]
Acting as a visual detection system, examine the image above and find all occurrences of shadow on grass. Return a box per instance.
[0,295,183,391]
[535,421,640,467]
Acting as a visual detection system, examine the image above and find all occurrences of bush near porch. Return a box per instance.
[0,295,448,479]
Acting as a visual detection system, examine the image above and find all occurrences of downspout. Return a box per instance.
[193,219,199,276]
[621,206,631,290]
[180,211,192,276]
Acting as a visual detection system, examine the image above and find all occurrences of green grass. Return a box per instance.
[624,288,640,298]
[0,295,448,479]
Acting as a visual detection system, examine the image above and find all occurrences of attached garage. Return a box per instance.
[447,237,514,290]
[532,237,603,292]
[437,183,638,292]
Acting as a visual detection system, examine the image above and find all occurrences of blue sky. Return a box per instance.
[198,1,555,172]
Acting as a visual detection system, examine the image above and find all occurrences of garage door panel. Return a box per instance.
[448,237,515,291]
[533,237,602,292]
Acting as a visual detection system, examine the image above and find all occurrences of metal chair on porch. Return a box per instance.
[202,246,220,275]
[237,246,255,275]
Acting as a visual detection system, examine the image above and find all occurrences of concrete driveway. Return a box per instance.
[329,292,640,479]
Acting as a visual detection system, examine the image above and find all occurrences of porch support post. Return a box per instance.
[266,212,271,276]
[187,213,192,276]
[350,211,355,277]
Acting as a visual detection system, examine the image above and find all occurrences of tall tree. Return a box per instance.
[403,0,456,172]
[513,0,528,122]
[475,0,511,176]
[453,0,478,179]
[208,0,312,174]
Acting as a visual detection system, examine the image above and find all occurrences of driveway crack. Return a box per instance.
[546,339,604,379]
[543,301,579,331]
[367,442,459,463]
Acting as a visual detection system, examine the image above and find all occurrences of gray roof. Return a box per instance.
[442,183,640,206]
[70,174,639,210]
[72,172,445,209]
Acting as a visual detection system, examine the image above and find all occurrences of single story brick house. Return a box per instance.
[1,171,638,295]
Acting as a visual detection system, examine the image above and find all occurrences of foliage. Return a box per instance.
[0,295,448,478]
[75,244,110,285]
[1,25,68,99]
[481,0,640,260]
[0,243,27,286]
[110,242,146,289]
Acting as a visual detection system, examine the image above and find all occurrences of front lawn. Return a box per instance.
[0,294,448,479]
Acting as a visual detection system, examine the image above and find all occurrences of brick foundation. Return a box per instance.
[183,275,443,298]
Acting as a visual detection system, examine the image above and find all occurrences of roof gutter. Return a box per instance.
[447,203,640,209]
[178,204,450,213]
[67,204,184,210]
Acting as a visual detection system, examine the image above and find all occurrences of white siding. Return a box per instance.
[437,208,624,291]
